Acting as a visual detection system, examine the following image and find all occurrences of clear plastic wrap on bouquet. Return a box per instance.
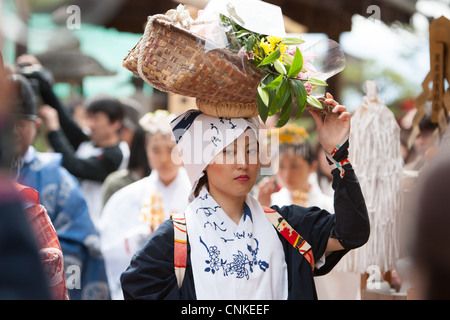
[190,0,286,76]
[302,39,347,93]
[300,38,347,109]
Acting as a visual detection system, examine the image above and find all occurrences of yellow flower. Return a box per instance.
[267,36,282,51]
[258,36,287,63]
[267,36,286,62]
[279,43,287,54]
[260,38,271,56]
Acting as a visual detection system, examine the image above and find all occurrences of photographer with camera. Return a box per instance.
[16,55,126,228]
[9,63,110,300]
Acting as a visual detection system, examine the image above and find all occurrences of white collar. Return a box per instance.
[185,187,288,299]
[23,146,36,164]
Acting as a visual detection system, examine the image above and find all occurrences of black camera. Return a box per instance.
[16,63,54,97]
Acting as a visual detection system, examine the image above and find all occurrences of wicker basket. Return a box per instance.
[123,17,266,118]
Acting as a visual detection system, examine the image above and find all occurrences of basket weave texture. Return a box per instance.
[123,18,266,117]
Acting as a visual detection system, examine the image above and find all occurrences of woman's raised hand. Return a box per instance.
[308,93,350,154]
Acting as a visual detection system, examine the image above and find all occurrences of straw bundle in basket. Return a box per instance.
[123,15,267,118]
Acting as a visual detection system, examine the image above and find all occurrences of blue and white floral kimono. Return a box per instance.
[120,110,369,300]
[17,146,110,300]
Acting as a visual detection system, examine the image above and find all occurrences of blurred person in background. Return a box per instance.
[119,97,144,151]
[67,96,89,135]
[102,126,151,206]
[9,72,110,300]
[15,55,126,228]
[99,110,190,299]
[404,114,439,171]
[0,51,52,300]
[410,148,450,299]
[102,98,150,206]
[257,124,333,211]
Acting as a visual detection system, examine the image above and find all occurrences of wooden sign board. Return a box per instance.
[409,16,450,148]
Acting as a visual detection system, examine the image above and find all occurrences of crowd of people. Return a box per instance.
[0,49,449,301]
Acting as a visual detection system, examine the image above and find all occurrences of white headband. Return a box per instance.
[171,109,259,201]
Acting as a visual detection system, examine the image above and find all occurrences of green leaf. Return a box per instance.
[289,79,307,118]
[282,53,294,65]
[258,49,281,66]
[269,78,290,116]
[287,48,303,78]
[261,73,275,85]
[273,59,286,75]
[257,88,269,123]
[307,95,323,109]
[257,83,269,107]
[281,37,305,45]
[264,74,284,90]
[308,78,328,87]
[245,37,255,52]
[276,92,294,127]
[236,30,250,38]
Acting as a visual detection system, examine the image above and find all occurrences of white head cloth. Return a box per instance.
[170,109,259,202]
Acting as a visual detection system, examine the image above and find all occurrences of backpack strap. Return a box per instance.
[171,212,187,289]
[263,206,315,271]
[172,206,315,289]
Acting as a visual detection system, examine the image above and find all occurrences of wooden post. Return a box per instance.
[410,16,450,146]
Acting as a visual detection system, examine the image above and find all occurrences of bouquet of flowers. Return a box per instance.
[123,1,345,126]
[218,14,330,127]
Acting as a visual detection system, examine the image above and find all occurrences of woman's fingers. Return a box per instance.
[333,105,350,121]
[332,104,347,114]
[325,92,338,107]
[338,111,351,121]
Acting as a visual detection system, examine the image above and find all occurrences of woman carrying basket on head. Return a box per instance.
[120,1,369,300]
[120,92,369,300]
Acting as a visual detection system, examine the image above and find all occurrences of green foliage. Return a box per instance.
[220,14,328,127]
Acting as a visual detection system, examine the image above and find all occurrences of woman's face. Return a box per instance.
[146,132,180,185]
[206,129,260,200]
[277,150,315,192]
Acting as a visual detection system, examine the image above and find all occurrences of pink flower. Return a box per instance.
[238,46,254,60]
[297,71,307,80]
[304,83,313,94]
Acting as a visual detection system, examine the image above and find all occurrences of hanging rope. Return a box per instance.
[338,81,404,274]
